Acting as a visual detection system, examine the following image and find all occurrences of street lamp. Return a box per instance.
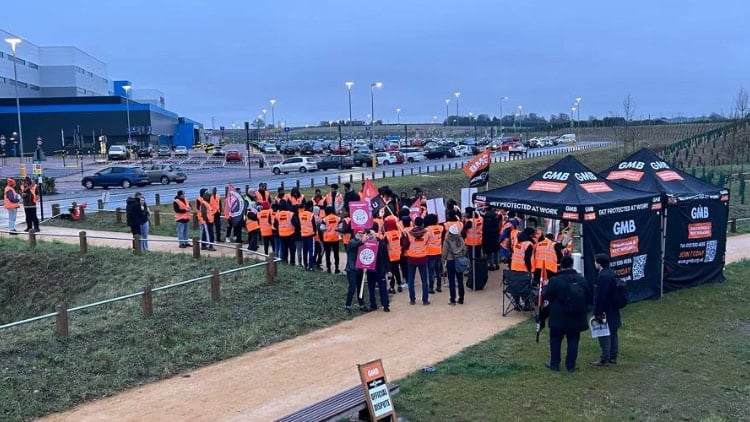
[453,91,461,126]
[262,109,268,133]
[444,99,450,126]
[257,114,263,142]
[345,81,354,126]
[269,99,276,128]
[6,38,24,161]
[575,97,582,128]
[517,105,523,128]
[122,84,132,145]
[571,106,576,128]
[370,82,382,142]
[499,96,509,133]
[396,108,401,124]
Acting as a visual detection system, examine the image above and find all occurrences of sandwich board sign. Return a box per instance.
[358,359,396,421]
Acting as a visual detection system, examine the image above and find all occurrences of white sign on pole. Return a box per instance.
[461,188,477,213]
[426,198,446,223]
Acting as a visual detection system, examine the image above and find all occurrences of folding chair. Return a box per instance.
[501,269,535,317]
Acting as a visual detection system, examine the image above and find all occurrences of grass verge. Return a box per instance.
[0,237,355,421]
[394,261,750,421]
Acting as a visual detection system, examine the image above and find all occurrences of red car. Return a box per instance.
[393,151,405,163]
[225,150,243,162]
[330,145,350,154]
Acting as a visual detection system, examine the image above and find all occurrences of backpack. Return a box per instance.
[563,280,587,316]
[454,256,470,273]
[614,278,629,309]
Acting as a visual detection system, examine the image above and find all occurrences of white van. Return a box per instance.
[558,134,576,144]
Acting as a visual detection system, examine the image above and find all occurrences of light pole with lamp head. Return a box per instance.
[261,109,267,140]
[575,97,582,129]
[517,105,523,130]
[370,82,382,142]
[453,91,461,126]
[499,96,509,134]
[571,106,576,128]
[122,84,132,145]
[5,38,24,161]
[269,99,276,128]
[444,99,450,126]
[345,82,353,153]
[396,108,401,124]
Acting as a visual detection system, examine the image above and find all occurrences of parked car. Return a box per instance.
[259,143,278,153]
[317,154,355,170]
[279,143,299,155]
[225,150,243,162]
[452,145,472,157]
[508,142,528,156]
[81,165,149,189]
[108,145,129,161]
[271,157,319,174]
[329,145,350,155]
[351,152,374,167]
[174,146,189,158]
[374,152,399,165]
[558,134,576,144]
[211,148,226,157]
[399,147,426,163]
[136,147,155,158]
[143,164,187,185]
[424,144,455,159]
[157,146,172,158]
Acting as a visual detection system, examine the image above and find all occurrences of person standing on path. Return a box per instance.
[136,192,150,251]
[125,193,143,238]
[442,223,467,305]
[20,177,40,232]
[173,190,192,248]
[402,216,433,305]
[592,253,622,366]
[197,189,216,251]
[425,213,445,294]
[542,256,591,372]
[210,187,223,242]
[344,230,367,313]
[322,206,341,273]
[365,224,391,312]
[3,178,21,234]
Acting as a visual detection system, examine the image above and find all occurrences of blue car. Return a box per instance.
[81,165,150,189]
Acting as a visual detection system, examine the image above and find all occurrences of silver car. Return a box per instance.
[271,157,318,175]
[143,164,187,185]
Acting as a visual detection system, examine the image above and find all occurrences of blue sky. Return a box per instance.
[5,0,748,127]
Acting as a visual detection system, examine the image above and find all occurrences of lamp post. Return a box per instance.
[444,99,450,126]
[122,84,132,145]
[571,106,576,128]
[370,82,382,142]
[396,108,401,124]
[6,38,24,161]
[269,99,276,128]
[345,82,354,150]
[499,96,509,134]
[517,105,523,129]
[256,115,262,143]
[575,97,582,128]
[453,91,461,126]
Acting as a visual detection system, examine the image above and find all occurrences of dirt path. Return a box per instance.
[12,228,749,421]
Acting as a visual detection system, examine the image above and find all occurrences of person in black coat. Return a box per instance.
[365,223,391,312]
[481,207,501,271]
[541,255,592,372]
[592,253,622,366]
[125,195,144,236]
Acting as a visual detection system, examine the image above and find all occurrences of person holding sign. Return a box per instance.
[344,230,367,313]
[365,223,391,312]
[592,254,622,367]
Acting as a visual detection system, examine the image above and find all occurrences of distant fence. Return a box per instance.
[0,229,280,337]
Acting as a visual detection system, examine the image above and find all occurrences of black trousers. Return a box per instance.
[324,241,340,271]
[24,206,39,231]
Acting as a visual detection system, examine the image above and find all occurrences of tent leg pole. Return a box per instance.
[660,209,668,298]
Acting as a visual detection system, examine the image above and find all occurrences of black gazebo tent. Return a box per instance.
[475,155,664,302]
[601,148,729,291]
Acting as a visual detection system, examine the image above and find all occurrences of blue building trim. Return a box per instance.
[0,103,180,119]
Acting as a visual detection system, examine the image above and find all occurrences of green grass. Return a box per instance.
[43,204,187,237]
[0,237,355,421]
[394,262,750,421]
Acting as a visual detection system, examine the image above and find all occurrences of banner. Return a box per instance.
[361,179,385,217]
[582,207,662,303]
[356,239,380,271]
[349,201,373,231]
[409,198,422,221]
[463,149,491,187]
[663,200,727,290]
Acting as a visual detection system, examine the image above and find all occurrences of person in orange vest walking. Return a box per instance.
[257,201,274,255]
[197,188,216,251]
[402,216,433,305]
[173,190,192,248]
[383,218,403,293]
[321,206,341,273]
[3,178,21,234]
[299,201,317,271]
[210,187,223,243]
[20,177,40,232]
[424,214,445,294]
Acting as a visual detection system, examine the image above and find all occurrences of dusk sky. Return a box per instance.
[5,0,748,127]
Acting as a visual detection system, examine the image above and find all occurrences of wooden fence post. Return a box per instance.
[79,205,86,220]
[116,208,122,224]
[133,235,142,255]
[325,176,328,185]
[56,304,69,337]
[266,251,277,283]
[154,210,161,226]
[154,193,161,206]
[337,174,342,184]
[142,285,153,317]
[236,243,244,265]
[51,203,60,217]
[730,218,737,233]
[349,174,353,183]
[310,178,314,188]
[79,231,88,254]
[192,236,201,258]
[97,199,104,210]
[210,268,221,302]
[28,230,36,248]
[191,212,199,230]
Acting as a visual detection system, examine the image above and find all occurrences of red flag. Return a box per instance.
[409,197,422,221]
[362,179,379,200]
[463,149,491,187]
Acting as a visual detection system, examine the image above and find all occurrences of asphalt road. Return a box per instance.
[4,141,609,218]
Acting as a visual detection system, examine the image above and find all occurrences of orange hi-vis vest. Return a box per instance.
[406,231,429,258]
[385,230,402,262]
[556,228,573,256]
[323,214,340,242]
[245,216,260,232]
[3,186,19,210]
[313,197,325,207]
[173,198,191,221]
[209,194,221,215]
[324,192,343,211]
[342,216,352,245]
[533,239,558,273]
[509,226,520,250]
[256,190,271,203]
[289,194,305,206]
[275,193,291,204]
[23,184,38,204]
[277,210,294,237]
[443,221,463,235]
[465,217,483,246]
[372,217,384,233]
[510,241,533,272]
[197,197,213,224]
[258,209,273,236]
[426,225,444,255]
[499,220,514,249]
[299,210,315,237]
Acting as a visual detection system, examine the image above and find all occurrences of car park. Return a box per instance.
[271,156,319,174]
[81,165,150,189]
[108,145,129,161]
[399,147,426,162]
[157,146,172,158]
[143,164,187,185]
[317,154,355,170]
[174,146,188,157]
[225,150,243,162]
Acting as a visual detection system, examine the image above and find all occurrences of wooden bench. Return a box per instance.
[275,383,399,422]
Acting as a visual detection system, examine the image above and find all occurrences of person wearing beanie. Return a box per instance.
[173,190,192,248]
[402,216,433,305]
[3,178,21,234]
[442,223,467,305]
[592,253,621,366]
